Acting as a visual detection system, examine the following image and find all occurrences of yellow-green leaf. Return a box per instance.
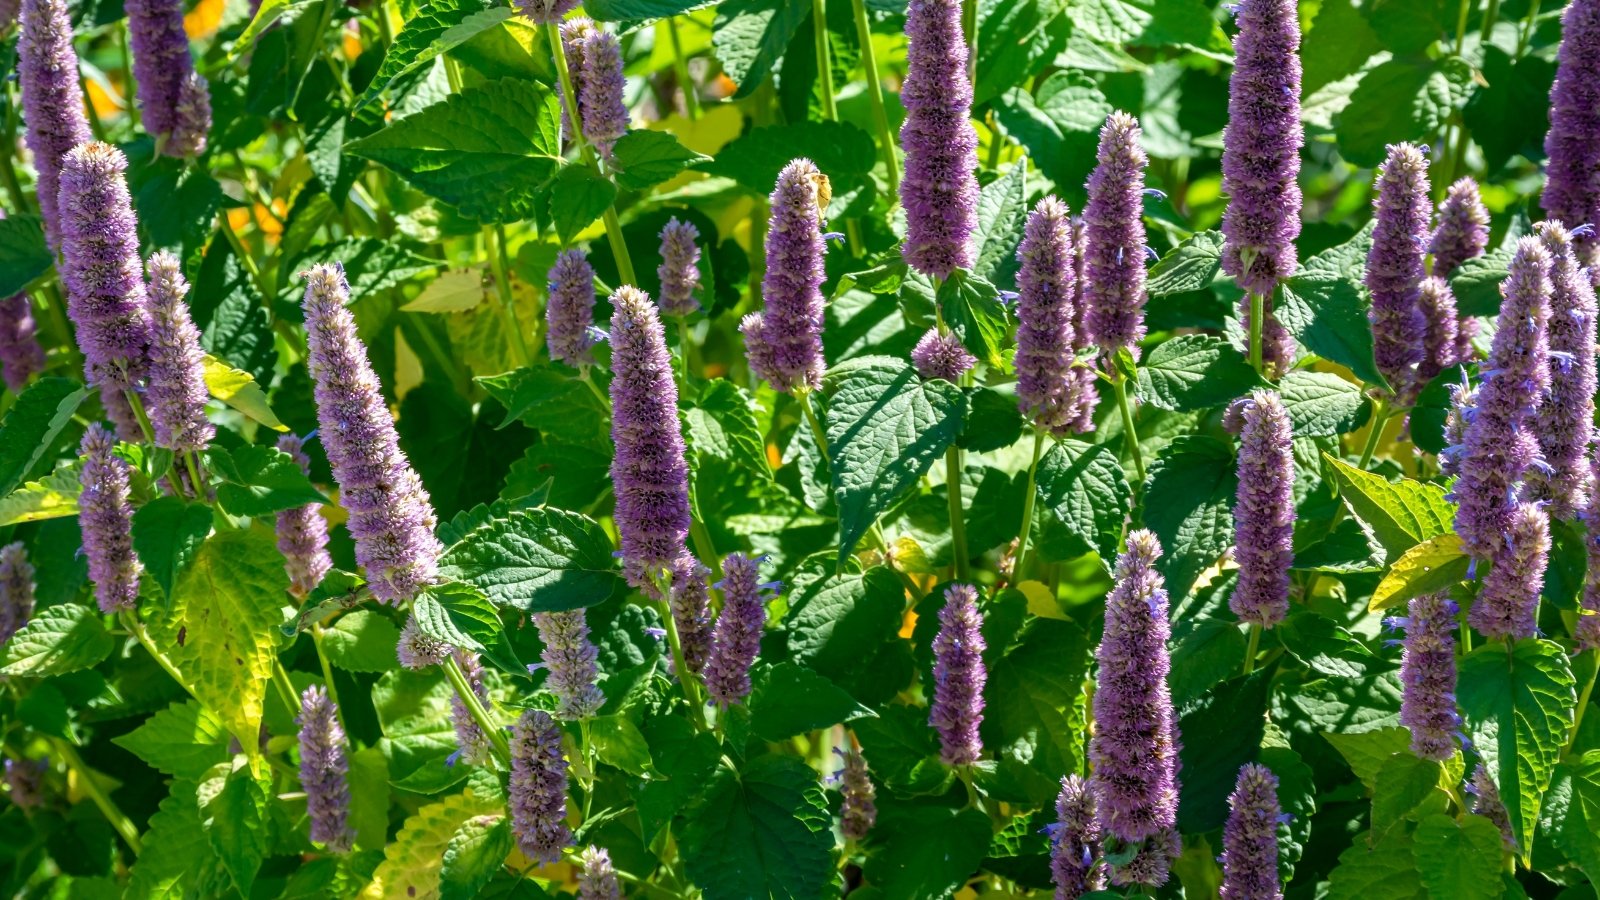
[202,355,289,432]
[1369,533,1470,612]
[403,269,487,313]
[360,788,503,900]
[0,465,82,526]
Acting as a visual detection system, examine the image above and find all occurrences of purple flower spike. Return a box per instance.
[705,552,771,708]
[547,249,598,368]
[1221,0,1303,321]
[1051,774,1105,899]
[1366,143,1431,397]
[143,252,214,453]
[574,26,629,161]
[1580,450,1600,651]
[1469,502,1549,641]
[667,553,712,674]
[0,295,47,392]
[1229,391,1294,629]
[297,685,353,853]
[509,709,573,865]
[1431,178,1490,278]
[1543,0,1600,260]
[657,218,703,317]
[449,649,493,766]
[79,425,142,614]
[836,745,877,842]
[0,542,36,647]
[1083,113,1151,358]
[1470,765,1518,851]
[1453,237,1551,561]
[744,159,828,394]
[532,608,604,720]
[1528,222,1597,519]
[557,18,594,147]
[101,386,143,444]
[1016,196,1098,436]
[166,71,211,158]
[125,0,208,157]
[1091,530,1181,882]
[608,286,692,588]
[910,328,976,382]
[396,615,448,670]
[1219,763,1282,900]
[275,434,332,599]
[513,0,578,24]
[1394,592,1460,761]
[17,0,92,252]
[301,263,442,605]
[1416,276,1462,383]
[4,757,47,810]
[930,583,986,766]
[57,142,153,396]
[898,0,978,279]
[1440,378,1476,479]
[1111,828,1182,888]
[578,847,621,900]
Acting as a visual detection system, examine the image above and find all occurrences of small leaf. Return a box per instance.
[1326,830,1426,900]
[1147,230,1224,297]
[438,815,511,900]
[1368,534,1470,612]
[403,269,487,313]
[549,166,619,244]
[610,130,711,191]
[413,580,521,674]
[209,445,328,518]
[970,161,1029,285]
[0,378,88,497]
[202,355,289,431]
[437,508,625,613]
[0,603,114,677]
[322,610,404,673]
[113,699,233,780]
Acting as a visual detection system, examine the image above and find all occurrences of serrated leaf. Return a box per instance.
[1143,435,1236,599]
[684,378,769,479]
[1279,371,1369,436]
[549,166,618,244]
[1277,612,1377,679]
[983,618,1093,788]
[747,661,875,741]
[1277,275,1387,389]
[0,603,113,676]
[679,754,833,900]
[355,0,506,111]
[322,610,403,673]
[205,757,271,895]
[588,714,656,775]
[1371,754,1442,836]
[1551,752,1600,888]
[701,120,874,192]
[0,215,52,297]
[937,271,1009,370]
[1337,57,1473,168]
[1324,455,1456,557]
[476,363,611,443]
[1035,438,1131,563]
[209,444,328,518]
[1260,745,1316,882]
[114,699,233,780]
[1136,334,1262,411]
[0,378,87,497]
[585,0,718,19]
[202,355,289,431]
[784,567,904,679]
[993,71,1111,190]
[1147,230,1223,297]
[862,805,992,898]
[970,162,1029,285]
[360,788,503,900]
[610,130,711,191]
[127,779,213,899]
[438,815,511,900]
[132,497,214,601]
[0,466,82,526]
[1326,830,1426,900]
[1411,814,1505,900]
[712,0,812,99]
[1324,727,1412,791]
[1368,534,1470,612]
[437,508,625,613]
[403,269,487,313]
[413,580,521,674]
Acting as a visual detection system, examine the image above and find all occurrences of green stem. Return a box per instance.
[601,206,638,286]
[1566,651,1598,756]
[850,0,899,196]
[272,660,300,714]
[799,389,830,464]
[182,451,206,501]
[1013,430,1046,584]
[1453,0,1473,54]
[961,0,978,84]
[581,369,612,411]
[1243,623,1262,675]
[677,317,695,385]
[666,18,702,119]
[487,224,532,368]
[650,588,709,733]
[812,0,840,122]
[1514,0,1541,57]
[123,389,157,450]
[1356,400,1392,472]
[946,445,970,582]
[217,211,272,301]
[444,654,511,765]
[310,624,342,716]
[51,737,143,855]
[1483,0,1502,36]
[1247,291,1265,375]
[1111,370,1146,486]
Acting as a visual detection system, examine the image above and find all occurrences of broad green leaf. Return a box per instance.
[1371,754,1442,836]
[1035,438,1132,564]
[1260,745,1316,881]
[345,79,564,223]
[993,71,1111,191]
[712,0,812,98]
[438,815,511,900]
[113,699,232,780]
[1411,814,1506,900]
[360,787,503,900]
[784,567,904,680]
[938,271,1010,370]
[476,363,610,443]
[202,355,289,431]
[970,160,1029,285]
[0,378,87,497]
[0,215,51,297]
[1293,516,1386,574]
[204,757,272,895]
[1337,57,1473,168]
[209,445,327,518]
[747,661,875,741]
[684,379,770,481]
[127,779,214,899]
[1279,371,1369,436]
[862,805,992,898]
[1143,435,1235,599]
[549,166,618,244]
[323,610,404,673]
[132,497,214,601]
[973,0,1070,106]
[1147,229,1223,297]
[1551,752,1600,888]
[1450,243,1515,317]
[1323,727,1412,790]
[823,357,966,559]
[437,508,625,612]
[413,580,521,674]
[0,466,81,525]
[983,618,1093,788]
[702,120,875,193]
[0,603,113,676]
[1177,672,1270,832]
[1326,830,1427,900]
[1277,275,1387,389]
[1136,334,1262,412]
[585,0,717,19]
[1069,0,1227,52]
[679,755,833,900]
[588,714,656,776]
[403,269,487,313]
[285,236,443,302]
[1277,612,1377,679]
[610,130,712,191]
[1324,455,1456,557]
[853,704,953,797]
[1368,534,1469,612]
[350,746,391,852]
[1458,639,1576,859]
[128,151,226,253]
[355,0,508,111]
[502,437,611,508]
[1464,46,1555,174]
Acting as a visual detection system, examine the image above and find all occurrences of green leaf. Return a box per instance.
[208,445,327,518]
[1143,436,1235,599]
[993,71,1111,190]
[476,363,611,443]
[113,699,233,780]
[1136,334,1262,412]
[1368,534,1470,612]
[355,0,505,111]
[969,156,1029,285]
[701,120,874,193]
[549,166,618,244]
[937,271,1010,370]
[0,215,51,297]
[1450,243,1515,317]
[1279,371,1370,436]
[363,788,504,900]
[439,815,512,900]
[437,508,625,613]
[128,151,226,253]
[0,379,87,497]
[1035,438,1131,564]
[823,357,966,559]
[1069,0,1227,51]
[413,579,521,674]
[1176,672,1270,832]
[679,754,833,900]
[1371,754,1442,836]
[610,130,711,191]
[322,610,403,673]
[202,355,289,432]
[585,0,718,20]
[588,714,656,776]
[1326,830,1427,900]
[127,779,213,899]
[0,466,82,526]
[784,567,903,678]
[1277,612,1378,679]
[404,269,487,313]
[0,603,113,676]
[1336,57,1474,168]
[852,704,953,797]
[1458,639,1576,859]
[712,0,812,98]
[1411,814,1506,900]
[1260,744,1316,881]
[1464,46,1555,174]
[685,379,770,481]
[1323,455,1456,557]
[132,497,214,602]
[1277,275,1387,389]
[204,758,271,895]
[1550,752,1600,888]
[503,437,611,509]
[345,79,563,223]
[1147,230,1224,297]
[747,661,875,741]
[983,618,1093,788]
[974,0,1070,106]
[1324,727,1412,791]
[862,805,992,898]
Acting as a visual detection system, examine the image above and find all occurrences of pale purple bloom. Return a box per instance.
[396,615,448,670]
[0,542,36,647]
[79,424,142,614]
[0,295,46,392]
[532,608,604,720]
[546,249,598,368]
[143,251,214,453]
[513,0,578,24]
[1366,143,1431,396]
[1219,764,1282,900]
[571,23,628,160]
[1051,774,1105,899]
[125,0,209,157]
[4,758,47,810]
[1083,113,1150,357]
[835,745,877,842]
[1528,222,1597,519]
[297,685,353,853]
[929,583,985,766]
[1468,765,1517,851]
[578,846,621,900]
[898,0,978,279]
[1015,197,1096,435]
[743,159,828,394]
[1432,178,1490,278]
[1391,592,1460,761]
[657,218,702,316]
[509,709,573,865]
[1543,0,1600,259]
[17,0,92,252]
[557,18,594,150]
[1439,378,1476,479]
[166,71,210,158]
[666,552,712,675]
[1469,501,1549,640]
[1416,276,1462,383]
[1112,827,1181,888]
[704,552,771,708]
[910,328,976,382]
[1229,391,1294,628]
[275,433,333,599]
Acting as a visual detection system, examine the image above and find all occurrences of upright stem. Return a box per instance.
[444,654,511,765]
[1514,0,1542,57]
[650,581,709,732]
[1247,291,1265,375]
[1111,370,1146,486]
[666,18,702,119]
[488,224,532,367]
[272,661,300,714]
[961,0,978,85]
[811,0,839,122]
[799,389,831,464]
[50,737,143,855]
[123,388,158,450]
[310,624,342,716]
[1453,0,1473,54]
[850,0,899,196]
[1566,651,1598,756]
[1355,400,1393,472]
[677,318,695,384]
[946,445,970,581]
[1012,430,1046,583]
[1243,623,1262,675]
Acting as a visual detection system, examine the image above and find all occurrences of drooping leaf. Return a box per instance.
[1367,534,1470,612]
[113,699,233,780]
[0,378,87,497]
[1034,438,1131,564]
[208,444,328,518]
[747,661,875,741]
[0,215,52,297]
[1136,334,1263,412]
[360,787,503,900]
[202,355,290,432]
[1323,455,1456,557]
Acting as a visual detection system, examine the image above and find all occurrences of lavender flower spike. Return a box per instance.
[1580,449,1600,652]
[1469,765,1518,851]
[166,71,211,159]
[1416,276,1462,383]
[57,143,153,395]
[667,553,712,674]
[704,552,772,708]
[509,709,573,864]
[143,252,214,453]
[835,745,877,842]
[1453,237,1551,560]
[1229,391,1294,629]
[396,615,448,670]
[79,425,142,614]
[910,328,976,382]
[1366,143,1431,397]
[1219,764,1283,900]
[898,0,978,279]
[449,649,493,766]
[1083,113,1151,357]
[1016,196,1096,436]
[275,434,333,599]
[657,218,703,316]
[578,847,621,900]
[573,25,629,161]
[302,263,443,604]
[512,0,578,24]
[1091,530,1181,881]
[0,542,36,647]
[1543,0,1600,260]
[929,583,986,766]
[743,159,828,394]
[532,608,604,719]
[609,286,692,588]
[1439,378,1476,479]
[1469,501,1550,640]
[1391,592,1461,761]
[0,296,47,392]
[297,685,353,852]
[1528,222,1597,519]
[1432,178,1491,278]
[546,249,598,368]
[17,0,92,252]
[1051,774,1106,899]
[125,0,209,157]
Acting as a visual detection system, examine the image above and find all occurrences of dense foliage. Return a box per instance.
[0,0,1597,897]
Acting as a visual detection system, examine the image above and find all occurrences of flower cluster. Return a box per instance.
[125,0,209,156]
[274,433,333,599]
[1229,391,1294,628]
[509,709,573,864]
[1544,0,1600,260]
[142,252,214,454]
[657,218,703,317]
[835,745,877,842]
[546,249,599,368]
[910,328,976,383]
[1083,113,1151,358]
[79,424,143,614]
[1219,764,1283,900]
[297,685,353,853]
[1016,196,1097,435]
[1366,143,1431,397]
[0,295,47,392]
[1389,592,1461,761]
[898,0,978,279]
[1051,774,1105,899]
[704,552,772,708]
[17,0,92,252]
[743,160,828,393]
[929,583,986,766]
[532,608,605,720]
[1528,222,1597,518]
[0,542,36,647]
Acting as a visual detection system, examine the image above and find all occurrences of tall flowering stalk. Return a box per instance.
[0,295,46,392]
[1581,450,1600,652]
[578,847,621,900]
[301,263,442,605]
[1543,0,1600,261]
[1015,196,1096,437]
[275,434,333,599]
[124,0,209,157]
[929,583,985,766]
[546,249,599,368]
[1452,237,1551,561]
[1529,222,1597,519]
[143,252,214,454]
[1366,143,1431,399]
[509,709,573,864]
[17,0,92,252]
[1051,774,1105,899]
[567,22,629,161]
[1220,0,1302,379]
[532,609,604,720]
[704,552,772,708]
[79,425,142,614]
[1083,113,1151,358]
[1439,378,1476,479]
[1091,530,1181,886]
[1229,391,1294,630]
[0,542,36,646]
[835,745,877,842]
[898,0,978,279]
[1219,764,1282,900]
[1416,277,1463,383]
[1432,178,1491,278]
[743,160,828,394]
[1387,592,1461,761]
[297,685,353,853]
[657,218,703,317]
[1470,501,1550,640]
